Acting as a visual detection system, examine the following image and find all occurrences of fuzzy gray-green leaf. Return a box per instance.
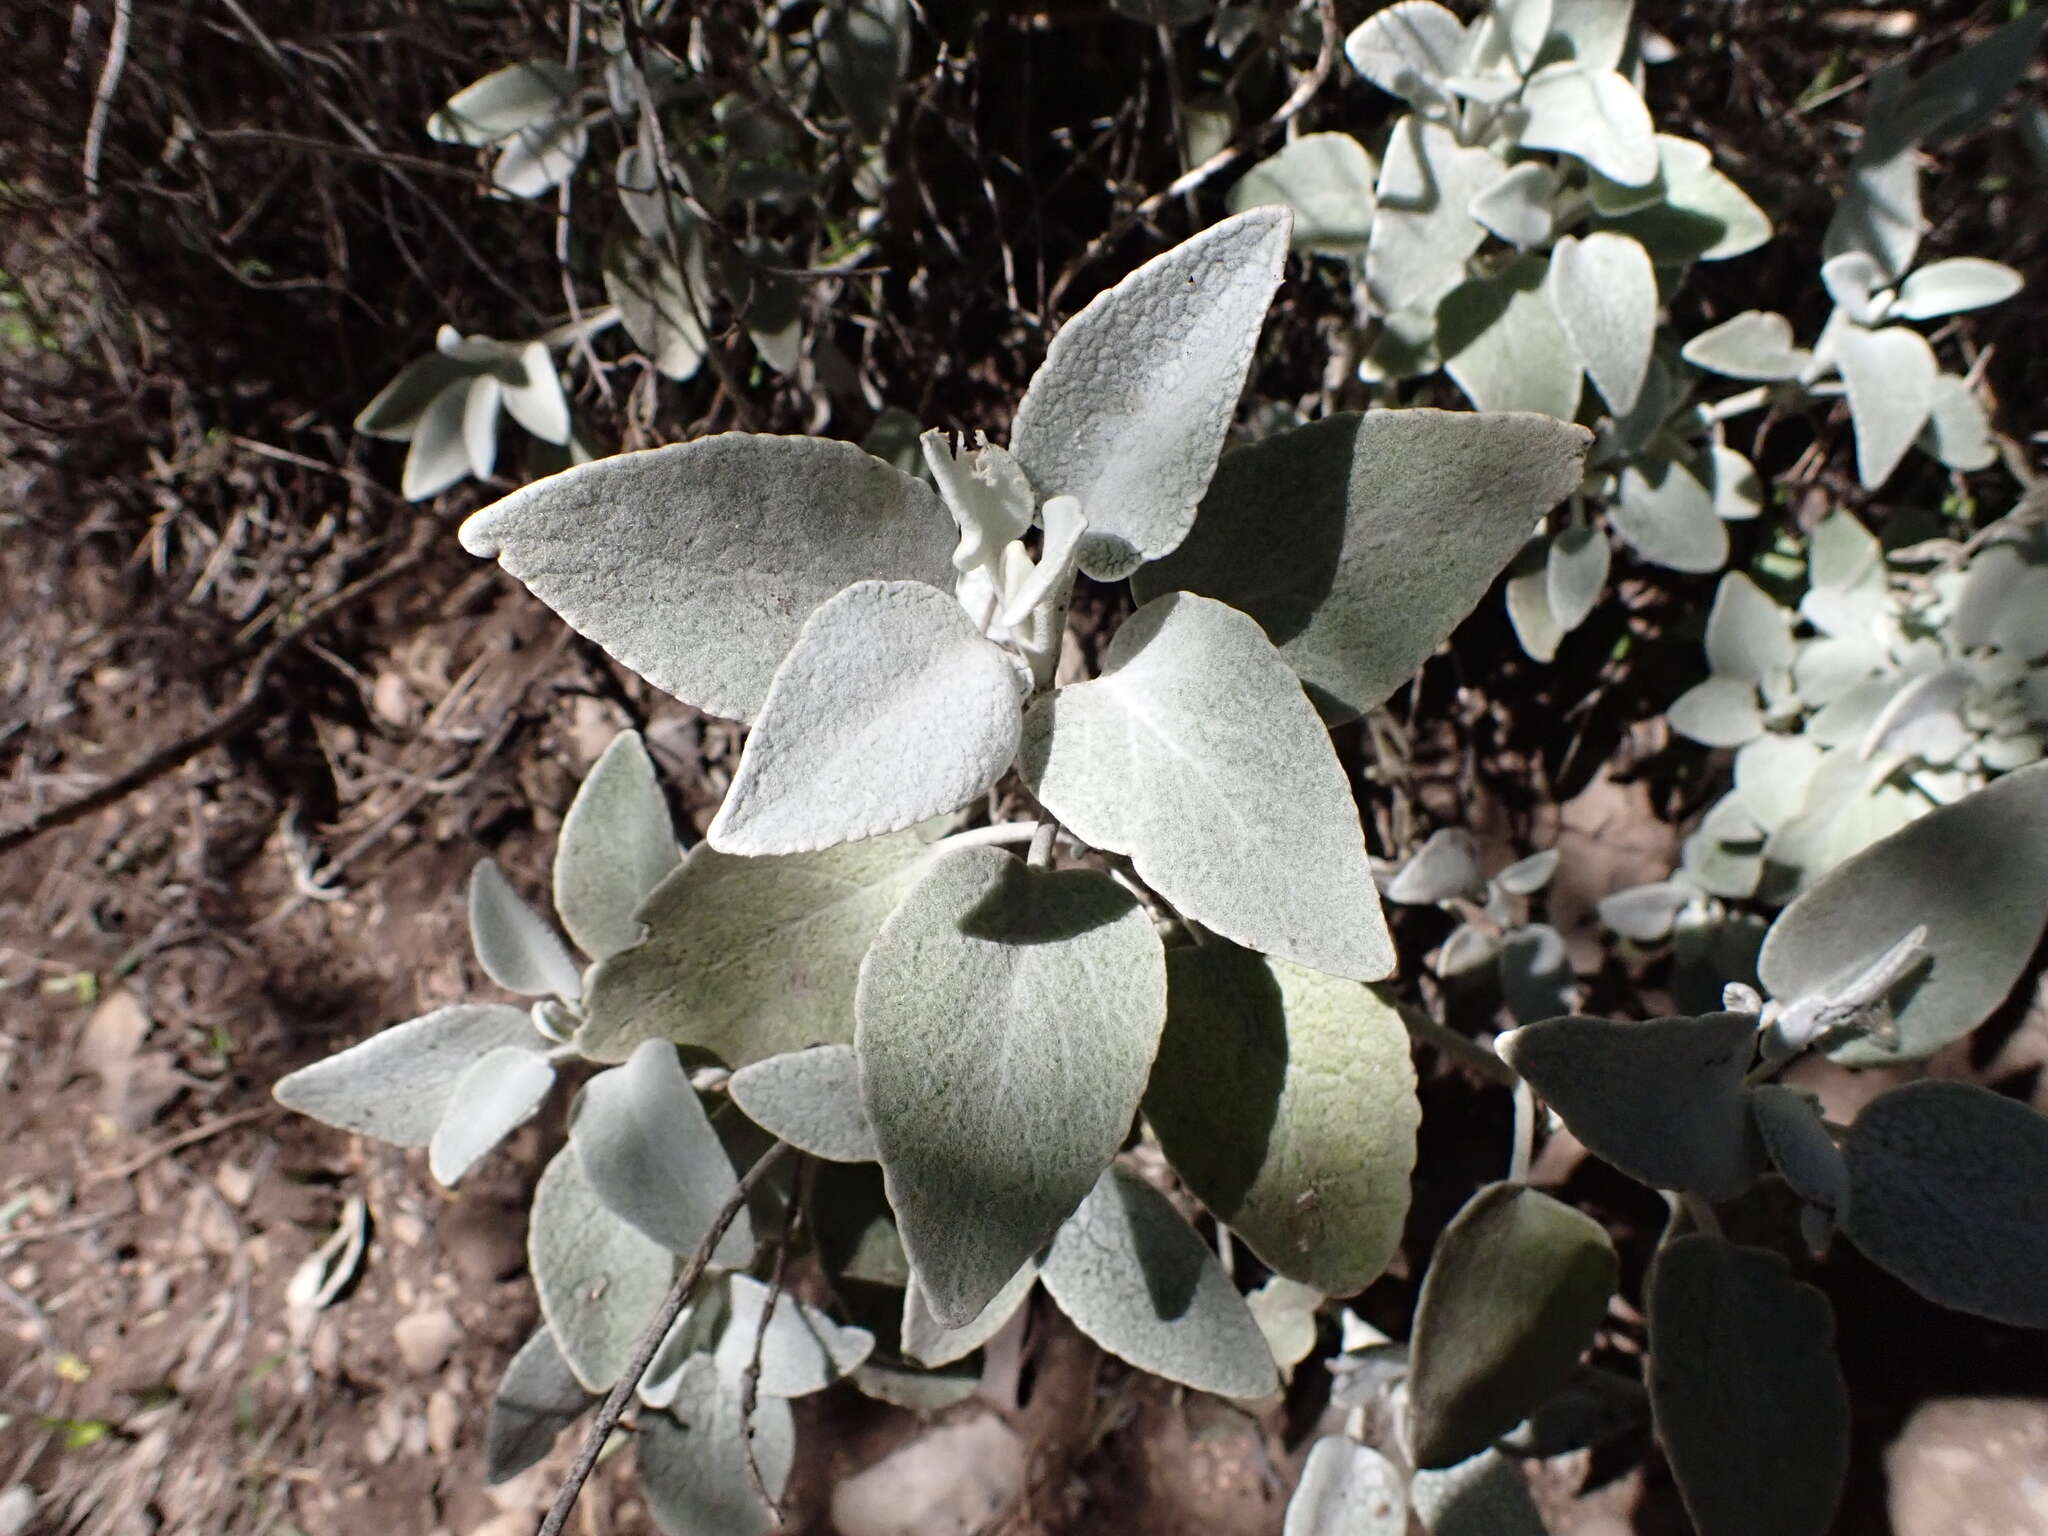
[1499,1013,1765,1198]
[1010,208,1289,579]
[428,1045,555,1187]
[458,434,955,724]
[1832,322,1937,489]
[1546,232,1657,415]
[727,1045,876,1163]
[1228,134,1378,255]
[1284,1437,1406,1535]
[1440,255,1585,419]
[1647,1235,1848,1536]
[1145,944,1418,1296]
[1135,411,1588,723]
[529,1145,674,1391]
[486,1326,591,1484]
[554,730,679,962]
[856,847,1166,1326]
[1406,1183,1617,1468]
[1020,593,1391,980]
[579,827,937,1067]
[1041,1164,1279,1399]
[638,1356,794,1536]
[713,1273,874,1396]
[273,1003,536,1147]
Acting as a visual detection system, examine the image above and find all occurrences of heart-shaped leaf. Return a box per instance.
[554,730,680,962]
[1823,143,1922,282]
[706,581,1023,855]
[428,1045,555,1187]
[1040,1164,1279,1400]
[1546,525,1610,633]
[1228,133,1380,255]
[1134,411,1589,723]
[713,1273,874,1396]
[1891,256,2023,321]
[1501,923,1576,1024]
[1546,233,1658,415]
[1469,161,1559,248]
[529,1145,674,1390]
[1758,761,2048,1063]
[1498,1013,1765,1199]
[1920,372,1997,472]
[1020,593,1391,980]
[1517,64,1659,187]
[1668,676,1763,748]
[1832,322,1938,490]
[727,1045,876,1163]
[1602,135,1772,263]
[485,1326,592,1485]
[459,434,955,724]
[1611,457,1728,573]
[1840,1080,2048,1327]
[273,1003,537,1147]
[1010,208,1289,579]
[1407,1183,1617,1468]
[902,1259,1037,1368]
[1506,541,1566,661]
[1366,118,1503,316]
[857,847,1166,1326]
[1145,943,1419,1296]
[1647,1235,1849,1536]
[579,827,938,1067]
[1680,311,1810,381]
[1733,735,1823,833]
[429,60,577,145]
[1388,828,1485,905]
[1344,2,1467,112]
[1705,572,1794,683]
[1596,881,1695,943]
[1440,255,1585,418]
[571,1040,754,1265]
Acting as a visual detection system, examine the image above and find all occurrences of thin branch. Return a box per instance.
[537,1141,795,1536]
[81,0,134,203]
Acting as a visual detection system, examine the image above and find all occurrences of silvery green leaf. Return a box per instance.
[638,1356,793,1536]
[1891,256,2023,321]
[1707,445,1762,521]
[460,374,501,480]
[1956,542,2033,650]
[616,142,687,246]
[1919,373,1997,472]
[1668,676,1763,748]
[1020,594,1392,980]
[1596,880,1694,942]
[1247,1275,1324,1380]
[486,1326,591,1484]
[1734,735,1823,832]
[1040,1164,1279,1400]
[1611,458,1727,573]
[1599,135,1771,263]
[1810,509,1885,595]
[1497,848,1561,896]
[1134,411,1588,722]
[1491,0,1554,72]
[1501,923,1575,1024]
[1588,159,1666,218]
[902,1259,1037,1368]
[428,1045,554,1187]
[1439,923,1503,978]
[1681,796,1765,901]
[1680,311,1810,382]
[857,847,1166,1326]
[356,351,471,441]
[998,494,1086,628]
[1840,1080,2048,1328]
[1498,1013,1764,1198]
[1010,208,1289,579]
[1506,542,1565,662]
[469,858,582,1002]
[1819,251,1888,325]
[818,0,909,141]
[1546,233,1657,415]
[1406,1183,1617,1468]
[274,1003,536,1146]
[1283,1438,1406,1535]
[1344,1,1467,113]
[460,433,955,724]
[726,1046,876,1163]
[1468,161,1558,248]
[637,1284,726,1410]
[705,582,1022,856]
[920,430,1035,573]
[573,1041,754,1264]
[1145,944,1419,1296]
[1440,255,1584,419]
[1647,1236,1849,1536]
[553,731,678,963]
[402,380,474,501]
[580,829,937,1067]
[1365,117,1501,315]
[1704,572,1793,683]
[1388,828,1484,904]
[428,60,578,145]
[492,115,588,199]
[1759,762,2048,1063]
[501,339,570,446]
[1793,639,1883,706]
[849,1360,980,1410]
[529,1145,674,1390]
[1823,145,1920,283]
[1517,64,1659,187]
[1749,1085,1847,1213]
[1544,0,1633,71]
[1409,1447,1547,1536]
[603,231,709,382]
[1861,663,1972,763]
[714,1273,874,1396]
[1227,134,1379,256]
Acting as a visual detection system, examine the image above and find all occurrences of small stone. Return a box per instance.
[388,1212,427,1249]
[213,1161,257,1208]
[394,1307,462,1377]
[831,1413,1027,1536]
[427,1389,460,1456]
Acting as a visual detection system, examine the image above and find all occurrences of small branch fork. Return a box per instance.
[536,1141,794,1536]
